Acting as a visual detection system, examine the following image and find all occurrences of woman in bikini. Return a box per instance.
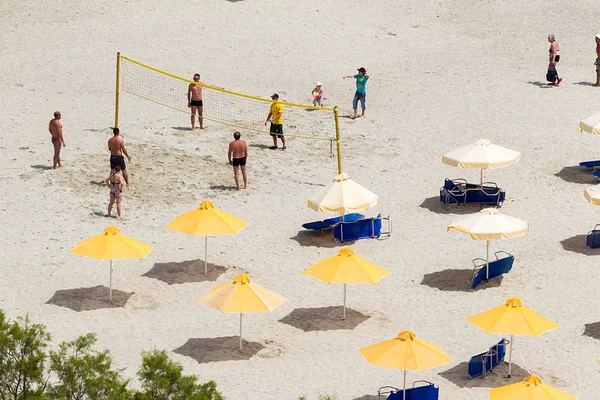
[104,166,124,218]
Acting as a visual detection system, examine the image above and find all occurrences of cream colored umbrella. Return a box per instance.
[580,113,600,136]
[584,187,600,205]
[447,208,529,280]
[442,139,521,186]
[307,173,378,216]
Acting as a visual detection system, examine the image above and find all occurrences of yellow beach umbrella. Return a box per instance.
[164,200,248,274]
[69,226,153,300]
[584,187,600,206]
[467,298,560,377]
[442,139,521,186]
[307,173,378,216]
[359,331,452,400]
[300,247,390,320]
[196,274,287,350]
[448,208,529,280]
[490,375,577,400]
[580,113,600,136]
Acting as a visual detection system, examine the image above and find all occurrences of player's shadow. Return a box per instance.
[248,144,272,150]
[89,180,105,186]
[171,126,193,131]
[572,81,596,86]
[526,81,552,88]
[174,337,264,364]
[209,185,238,191]
[554,166,597,185]
[31,164,52,170]
[278,306,370,332]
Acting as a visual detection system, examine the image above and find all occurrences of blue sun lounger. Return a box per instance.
[586,225,600,248]
[579,160,600,168]
[440,178,505,207]
[468,339,509,378]
[593,170,600,180]
[378,381,439,400]
[302,213,363,231]
[470,251,514,289]
[332,214,391,243]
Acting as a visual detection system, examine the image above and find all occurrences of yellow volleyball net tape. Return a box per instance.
[117,55,339,142]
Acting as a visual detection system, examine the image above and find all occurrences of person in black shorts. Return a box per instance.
[228,131,248,190]
[264,93,286,150]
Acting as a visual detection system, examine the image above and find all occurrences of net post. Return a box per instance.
[333,106,343,174]
[114,52,121,128]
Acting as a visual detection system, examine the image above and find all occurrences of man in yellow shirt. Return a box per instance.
[264,93,286,150]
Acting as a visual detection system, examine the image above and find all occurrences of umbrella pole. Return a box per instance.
[343,283,347,320]
[480,169,484,187]
[486,240,490,280]
[204,235,208,275]
[239,313,243,351]
[508,334,513,378]
[109,260,113,301]
[403,370,407,400]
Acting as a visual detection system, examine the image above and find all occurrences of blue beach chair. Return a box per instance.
[332,214,391,243]
[302,213,363,231]
[470,251,514,289]
[586,225,600,248]
[593,170,600,180]
[468,339,509,378]
[439,178,506,207]
[579,160,600,168]
[378,381,439,400]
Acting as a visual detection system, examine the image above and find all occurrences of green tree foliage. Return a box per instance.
[133,349,223,400]
[47,333,132,400]
[0,311,51,400]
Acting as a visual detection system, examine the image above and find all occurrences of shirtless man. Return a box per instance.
[48,111,65,169]
[228,132,248,190]
[108,128,132,186]
[187,74,223,130]
[547,34,562,86]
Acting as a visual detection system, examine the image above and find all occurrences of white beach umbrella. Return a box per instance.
[447,208,529,279]
[580,114,600,136]
[307,173,378,216]
[442,139,521,186]
[584,187,600,206]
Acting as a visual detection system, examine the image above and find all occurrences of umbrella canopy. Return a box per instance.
[467,298,560,377]
[448,208,528,279]
[69,226,153,300]
[307,173,378,215]
[300,247,390,319]
[196,274,287,350]
[490,375,577,400]
[442,139,521,185]
[359,331,452,400]
[580,114,600,136]
[164,200,248,274]
[584,187,600,206]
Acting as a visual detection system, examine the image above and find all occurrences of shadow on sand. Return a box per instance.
[421,269,503,292]
[583,321,600,340]
[560,234,600,256]
[290,230,354,248]
[46,286,133,311]
[279,306,370,332]
[174,336,264,364]
[526,81,552,88]
[554,166,597,185]
[143,260,228,285]
[439,361,530,388]
[31,164,52,170]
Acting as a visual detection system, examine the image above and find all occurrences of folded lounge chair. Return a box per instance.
[470,251,514,289]
[468,339,509,378]
[377,381,439,400]
[302,213,364,231]
[586,225,600,248]
[579,160,600,168]
[332,214,391,243]
[439,178,505,207]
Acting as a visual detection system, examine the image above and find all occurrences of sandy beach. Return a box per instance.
[2,0,600,398]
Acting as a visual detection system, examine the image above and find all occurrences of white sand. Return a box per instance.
[2,0,600,398]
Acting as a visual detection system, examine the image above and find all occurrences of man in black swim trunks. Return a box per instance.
[108,127,132,186]
[228,131,248,190]
[187,73,224,130]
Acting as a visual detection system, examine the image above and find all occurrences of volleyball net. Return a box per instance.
[115,54,340,144]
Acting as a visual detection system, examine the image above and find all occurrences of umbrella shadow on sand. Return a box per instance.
[143,259,228,285]
[46,285,133,311]
[174,337,265,364]
[352,395,380,400]
[583,321,600,340]
[419,196,484,215]
[290,231,355,248]
[554,166,597,185]
[560,234,600,256]
[421,269,503,292]
[439,361,530,388]
[278,306,370,332]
